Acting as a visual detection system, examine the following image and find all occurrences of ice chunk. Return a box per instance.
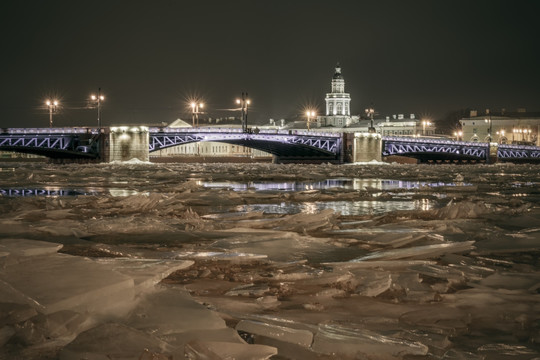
[256,296,281,310]
[399,307,470,333]
[225,283,270,297]
[355,271,392,297]
[312,321,428,358]
[0,326,15,348]
[441,349,485,359]
[0,302,38,325]
[126,287,227,336]
[9,310,90,347]
[353,241,475,261]
[236,320,314,348]
[59,323,174,360]
[0,251,135,317]
[432,200,489,219]
[0,239,62,257]
[96,258,194,293]
[185,340,277,360]
[477,343,540,357]
[476,272,540,292]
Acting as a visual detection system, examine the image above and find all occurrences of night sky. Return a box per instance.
[2,0,539,129]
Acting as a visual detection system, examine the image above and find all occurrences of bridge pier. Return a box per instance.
[488,143,498,164]
[351,133,382,163]
[105,126,149,162]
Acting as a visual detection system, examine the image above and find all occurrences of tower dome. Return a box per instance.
[333,63,343,79]
[326,63,350,117]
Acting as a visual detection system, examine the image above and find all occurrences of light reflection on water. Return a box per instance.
[235,198,434,216]
[0,188,139,197]
[201,179,468,192]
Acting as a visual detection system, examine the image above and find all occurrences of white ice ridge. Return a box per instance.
[0,239,277,359]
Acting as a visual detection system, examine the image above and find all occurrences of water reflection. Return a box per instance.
[0,188,139,197]
[200,179,469,192]
[235,198,435,216]
[0,188,96,197]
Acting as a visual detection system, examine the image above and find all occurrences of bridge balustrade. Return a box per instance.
[382,136,489,160]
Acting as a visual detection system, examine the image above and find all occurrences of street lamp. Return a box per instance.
[306,110,316,131]
[484,109,492,143]
[365,107,375,133]
[45,99,59,128]
[236,92,250,132]
[190,102,204,128]
[90,88,105,129]
[422,120,432,136]
[496,129,506,144]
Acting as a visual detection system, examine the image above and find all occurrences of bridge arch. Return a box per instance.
[382,137,490,162]
[148,129,342,161]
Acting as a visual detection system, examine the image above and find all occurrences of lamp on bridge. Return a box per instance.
[190,102,204,128]
[365,106,375,133]
[236,92,250,133]
[236,92,251,132]
[90,88,105,130]
[484,109,492,143]
[306,110,316,131]
[453,130,463,141]
[422,120,432,136]
[496,129,506,144]
[45,99,59,128]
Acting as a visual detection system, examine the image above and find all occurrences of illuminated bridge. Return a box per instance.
[0,128,99,159]
[1,127,540,163]
[148,127,343,162]
[0,127,343,163]
[382,136,540,163]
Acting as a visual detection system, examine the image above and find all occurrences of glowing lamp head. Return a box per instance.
[91,95,96,101]
[46,100,51,106]
[236,99,241,104]
[53,100,58,106]
[199,103,204,108]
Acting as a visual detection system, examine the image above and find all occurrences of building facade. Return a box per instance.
[459,111,540,145]
[317,64,359,127]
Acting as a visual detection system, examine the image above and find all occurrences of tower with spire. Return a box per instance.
[317,63,357,127]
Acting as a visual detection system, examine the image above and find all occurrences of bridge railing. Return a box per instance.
[382,136,489,147]
[148,127,341,138]
[2,127,98,135]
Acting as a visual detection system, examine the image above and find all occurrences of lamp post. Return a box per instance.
[306,110,316,131]
[236,92,250,132]
[496,129,506,144]
[190,102,204,128]
[422,120,431,136]
[45,99,59,128]
[365,107,375,133]
[485,109,492,143]
[90,88,105,130]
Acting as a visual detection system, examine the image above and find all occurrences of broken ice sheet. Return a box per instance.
[312,321,428,358]
[352,241,475,261]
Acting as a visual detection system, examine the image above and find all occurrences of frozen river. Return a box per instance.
[1,161,540,359]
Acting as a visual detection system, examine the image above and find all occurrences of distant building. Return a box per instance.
[343,114,436,136]
[459,110,540,145]
[317,64,359,127]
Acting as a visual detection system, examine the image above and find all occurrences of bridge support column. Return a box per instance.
[108,126,149,162]
[352,133,382,163]
[488,143,499,163]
